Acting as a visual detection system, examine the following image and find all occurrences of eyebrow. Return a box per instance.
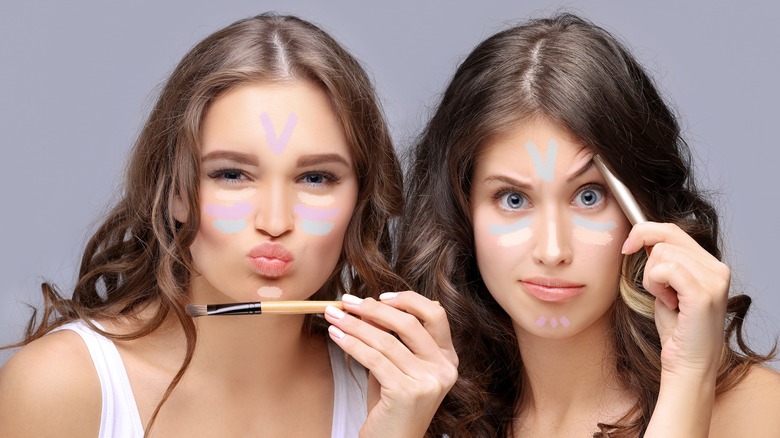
[297,153,351,168]
[482,175,533,190]
[201,150,259,166]
[565,158,595,183]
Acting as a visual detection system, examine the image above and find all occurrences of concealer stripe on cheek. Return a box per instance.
[297,192,335,207]
[572,215,617,246]
[215,188,256,201]
[204,202,253,220]
[293,204,341,221]
[488,217,533,247]
[300,220,335,236]
[212,219,248,234]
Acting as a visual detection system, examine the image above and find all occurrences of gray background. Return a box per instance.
[1,1,777,371]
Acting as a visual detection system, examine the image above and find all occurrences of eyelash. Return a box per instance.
[492,187,530,211]
[298,171,341,188]
[572,184,609,209]
[207,168,249,185]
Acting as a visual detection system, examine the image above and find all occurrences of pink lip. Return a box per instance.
[520,277,584,302]
[247,242,294,278]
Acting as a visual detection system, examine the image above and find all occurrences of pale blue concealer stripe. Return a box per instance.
[301,220,335,236]
[572,215,617,232]
[488,217,532,235]
[524,140,558,182]
[213,219,248,234]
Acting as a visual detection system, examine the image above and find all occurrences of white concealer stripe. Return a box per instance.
[215,188,257,201]
[297,192,335,207]
[257,286,283,298]
[498,227,533,247]
[572,226,614,246]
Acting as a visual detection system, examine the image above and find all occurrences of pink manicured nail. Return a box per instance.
[325,305,345,319]
[621,237,630,254]
[328,325,345,339]
[341,294,363,305]
[379,292,398,301]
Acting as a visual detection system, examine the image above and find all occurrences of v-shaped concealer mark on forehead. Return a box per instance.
[524,140,558,182]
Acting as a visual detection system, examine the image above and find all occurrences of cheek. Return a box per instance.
[473,210,530,287]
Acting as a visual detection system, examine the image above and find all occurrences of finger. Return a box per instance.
[324,304,420,376]
[341,294,449,363]
[326,323,409,387]
[623,222,706,257]
[378,291,455,354]
[654,295,679,345]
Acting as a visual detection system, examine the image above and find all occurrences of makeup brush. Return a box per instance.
[186,301,343,317]
[186,299,441,317]
[592,155,647,225]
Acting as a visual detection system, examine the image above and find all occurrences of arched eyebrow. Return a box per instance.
[565,158,595,183]
[201,151,259,166]
[296,153,351,168]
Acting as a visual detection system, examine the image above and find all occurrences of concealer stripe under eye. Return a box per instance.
[212,219,248,234]
[572,216,617,232]
[298,192,336,207]
[293,204,341,221]
[488,217,532,235]
[204,202,253,220]
[215,188,256,201]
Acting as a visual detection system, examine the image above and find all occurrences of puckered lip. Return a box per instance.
[246,242,294,278]
[520,276,584,302]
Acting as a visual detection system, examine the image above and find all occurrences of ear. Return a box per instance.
[171,195,189,223]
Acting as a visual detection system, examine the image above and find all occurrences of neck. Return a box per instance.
[514,308,631,426]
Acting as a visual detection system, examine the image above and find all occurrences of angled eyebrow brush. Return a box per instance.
[592,155,647,225]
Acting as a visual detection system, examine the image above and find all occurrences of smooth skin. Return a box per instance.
[0,81,457,437]
[470,118,780,437]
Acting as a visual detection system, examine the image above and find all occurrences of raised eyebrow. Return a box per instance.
[296,153,351,168]
[201,150,259,166]
[565,159,595,183]
[482,175,533,190]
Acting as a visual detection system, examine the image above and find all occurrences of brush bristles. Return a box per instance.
[185,304,208,318]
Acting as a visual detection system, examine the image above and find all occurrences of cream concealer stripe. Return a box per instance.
[498,227,533,247]
[572,227,614,246]
[215,188,256,201]
[297,192,335,207]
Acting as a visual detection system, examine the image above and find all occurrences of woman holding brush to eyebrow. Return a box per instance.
[0,14,457,437]
[398,13,780,437]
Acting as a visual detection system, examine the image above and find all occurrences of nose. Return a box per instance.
[253,183,294,238]
[531,210,572,266]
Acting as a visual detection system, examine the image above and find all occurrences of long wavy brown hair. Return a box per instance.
[4,13,405,435]
[397,13,775,438]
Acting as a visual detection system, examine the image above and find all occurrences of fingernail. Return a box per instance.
[341,294,363,305]
[325,305,345,319]
[379,292,398,301]
[621,237,630,254]
[328,325,345,339]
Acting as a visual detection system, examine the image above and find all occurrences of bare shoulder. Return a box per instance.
[0,329,101,437]
[710,364,780,438]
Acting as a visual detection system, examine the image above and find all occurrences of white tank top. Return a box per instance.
[56,320,367,437]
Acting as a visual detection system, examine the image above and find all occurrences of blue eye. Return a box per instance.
[300,171,340,188]
[574,187,604,207]
[498,191,527,210]
[208,168,247,184]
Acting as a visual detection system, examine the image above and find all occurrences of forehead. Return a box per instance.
[199,80,350,159]
[475,119,591,176]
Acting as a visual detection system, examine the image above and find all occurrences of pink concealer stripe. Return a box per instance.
[560,317,570,327]
[536,316,547,327]
[204,202,253,220]
[294,203,340,221]
[260,112,298,155]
